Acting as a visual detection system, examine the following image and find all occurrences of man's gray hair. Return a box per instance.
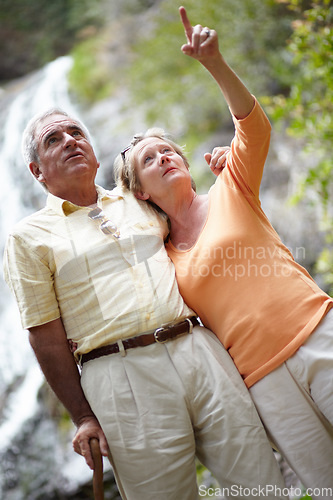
[21,108,91,191]
[21,108,91,166]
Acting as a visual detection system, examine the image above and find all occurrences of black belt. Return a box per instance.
[80,317,199,365]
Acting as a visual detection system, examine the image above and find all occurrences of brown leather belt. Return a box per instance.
[81,317,199,366]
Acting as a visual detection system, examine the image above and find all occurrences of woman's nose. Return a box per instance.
[159,153,169,165]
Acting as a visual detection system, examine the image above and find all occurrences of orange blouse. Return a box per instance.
[166,99,333,388]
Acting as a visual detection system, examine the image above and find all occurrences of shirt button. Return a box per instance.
[146,313,151,320]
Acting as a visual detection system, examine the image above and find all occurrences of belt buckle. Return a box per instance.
[154,326,168,343]
[185,317,194,334]
[154,318,193,344]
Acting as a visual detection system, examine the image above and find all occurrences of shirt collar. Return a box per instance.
[46,185,124,216]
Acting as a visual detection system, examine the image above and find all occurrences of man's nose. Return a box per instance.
[64,133,77,147]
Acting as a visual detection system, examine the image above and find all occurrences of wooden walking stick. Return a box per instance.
[90,438,105,500]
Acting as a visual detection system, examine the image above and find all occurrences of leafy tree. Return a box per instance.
[269,0,333,293]
[125,0,295,135]
[0,0,105,80]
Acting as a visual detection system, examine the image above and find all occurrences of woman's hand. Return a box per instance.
[179,6,219,62]
[68,339,78,353]
[204,146,231,176]
[179,5,254,119]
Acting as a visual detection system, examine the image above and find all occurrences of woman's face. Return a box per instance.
[132,137,190,202]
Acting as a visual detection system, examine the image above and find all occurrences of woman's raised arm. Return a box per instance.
[179,6,254,120]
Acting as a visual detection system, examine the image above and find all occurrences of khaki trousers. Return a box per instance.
[250,310,333,499]
[81,326,287,500]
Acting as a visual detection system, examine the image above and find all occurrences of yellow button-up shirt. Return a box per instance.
[4,185,193,356]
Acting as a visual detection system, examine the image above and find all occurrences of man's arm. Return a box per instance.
[28,318,109,469]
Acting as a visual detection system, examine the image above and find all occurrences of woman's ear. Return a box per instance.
[29,162,45,183]
[135,191,150,201]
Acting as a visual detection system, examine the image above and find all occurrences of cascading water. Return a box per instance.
[0,56,75,444]
[0,56,121,500]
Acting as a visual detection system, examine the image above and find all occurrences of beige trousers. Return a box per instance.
[81,326,287,500]
[250,310,333,499]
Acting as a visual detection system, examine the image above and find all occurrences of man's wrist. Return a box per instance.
[73,413,97,428]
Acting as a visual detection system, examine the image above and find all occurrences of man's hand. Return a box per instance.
[204,146,231,176]
[73,416,110,470]
[179,6,219,62]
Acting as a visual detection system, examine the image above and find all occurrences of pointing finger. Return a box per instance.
[179,6,192,43]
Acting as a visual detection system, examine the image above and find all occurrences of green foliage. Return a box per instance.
[0,0,105,80]
[316,247,333,295]
[125,0,295,143]
[69,36,114,103]
[269,0,333,293]
[112,0,298,191]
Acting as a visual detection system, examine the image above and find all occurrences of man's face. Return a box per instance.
[30,114,99,196]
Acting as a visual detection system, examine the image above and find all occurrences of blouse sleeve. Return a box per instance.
[222,98,272,200]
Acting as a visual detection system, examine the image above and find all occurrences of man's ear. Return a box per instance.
[135,191,150,201]
[29,162,45,183]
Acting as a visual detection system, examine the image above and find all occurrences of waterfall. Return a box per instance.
[0,56,75,437]
[0,57,120,500]
[0,57,59,497]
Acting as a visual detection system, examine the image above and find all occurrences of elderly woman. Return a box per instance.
[115,6,333,495]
